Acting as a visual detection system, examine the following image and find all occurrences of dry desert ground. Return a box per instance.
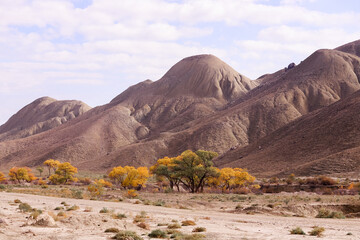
[0,192,359,240]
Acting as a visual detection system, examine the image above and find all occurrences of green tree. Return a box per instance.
[36,166,44,177]
[172,150,219,193]
[150,157,180,191]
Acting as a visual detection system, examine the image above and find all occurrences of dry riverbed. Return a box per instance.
[0,192,359,239]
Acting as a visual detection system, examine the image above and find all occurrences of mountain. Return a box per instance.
[216,41,360,176]
[335,39,360,57]
[0,97,91,141]
[0,55,257,169]
[1,41,360,176]
[216,90,360,177]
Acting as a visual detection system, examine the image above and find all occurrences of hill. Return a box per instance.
[1,41,360,176]
[0,97,91,141]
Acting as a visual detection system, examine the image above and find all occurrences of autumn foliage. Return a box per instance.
[0,171,6,182]
[87,179,112,197]
[8,167,37,183]
[49,162,78,184]
[43,159,60,177]
[108,166,149,189]
[151,150,257,193]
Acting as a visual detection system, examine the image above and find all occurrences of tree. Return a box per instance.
[207,167,256,191]
[109,166,149,189]
[150,156,180,191]
[36,166,44,177]
[8,167,37,183]
[87,179,112,198]
[218,167,235,190]
[108,166,127,185]
[232,168,256,188]
[49,162,78,184]
[172,150,219,193]
[0,171,6,182]
[43,159,60,177]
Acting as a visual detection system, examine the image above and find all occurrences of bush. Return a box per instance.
[192,227,206,232]
[133,211,147,223]
[57,211,66,217]
[185,234,206,240]
[148,229,167,238]
[71,189,83,199]
[168,223,181,229]
[18,203,33,212]
[14,199,22,204]
[316,208,345,219]
[137,222,150,230]
[154,199,165,206]
[290,227,305,235]
[112,213,126,219]
[127,189,138,198]
[30,209,43,219]
[100,207,109,213]
[318,176,336,185]
[309,226,325,237]
[182,220,196,226]
[105,228,120,233]
[112,231,143,240]
[66,205,79,211]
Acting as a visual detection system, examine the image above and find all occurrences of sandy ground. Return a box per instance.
[0,192,359,240]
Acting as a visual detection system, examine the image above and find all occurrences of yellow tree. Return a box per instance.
[207,168,221,188]
[43,159,60,177]
[108,166,127,185]
[122,166,149,189]
[87,179,112,197]
[214,168,256,190]
[0,171,6,182]
[8,167,37,183]
[218,168,236,190]
[49,162,78,184]
[109,166,149,189]
[232,168,256,188]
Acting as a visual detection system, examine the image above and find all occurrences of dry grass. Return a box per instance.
[104,228,120,233]
[192,227,206,232]
[168,223,181,229]
[290,227,305,235]
[181,220,196,226]
[309,226,325,237]
[137,222,150,230]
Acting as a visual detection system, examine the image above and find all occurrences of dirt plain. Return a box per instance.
[0,191,359,240]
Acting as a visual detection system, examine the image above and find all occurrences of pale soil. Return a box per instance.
[0,192,359,240]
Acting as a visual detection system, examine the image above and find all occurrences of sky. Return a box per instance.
[1,0,360,124]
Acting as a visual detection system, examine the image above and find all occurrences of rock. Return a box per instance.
[32,213,56,227]
[287,62,296,69]
[0,218,7,226]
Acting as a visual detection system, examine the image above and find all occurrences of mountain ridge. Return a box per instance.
[1,40,360,176]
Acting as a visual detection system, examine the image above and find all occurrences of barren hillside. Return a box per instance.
[0,97,91,141]
[1,41,360,176]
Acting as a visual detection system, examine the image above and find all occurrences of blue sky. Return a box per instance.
[0,0,360,124]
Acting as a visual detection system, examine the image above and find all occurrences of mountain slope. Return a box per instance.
[84,44,360,171]
[111,54,257,133]
[216,89,360,177]
[1,41,360,176]
[0,97,91,141]
[0,55,256,169]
